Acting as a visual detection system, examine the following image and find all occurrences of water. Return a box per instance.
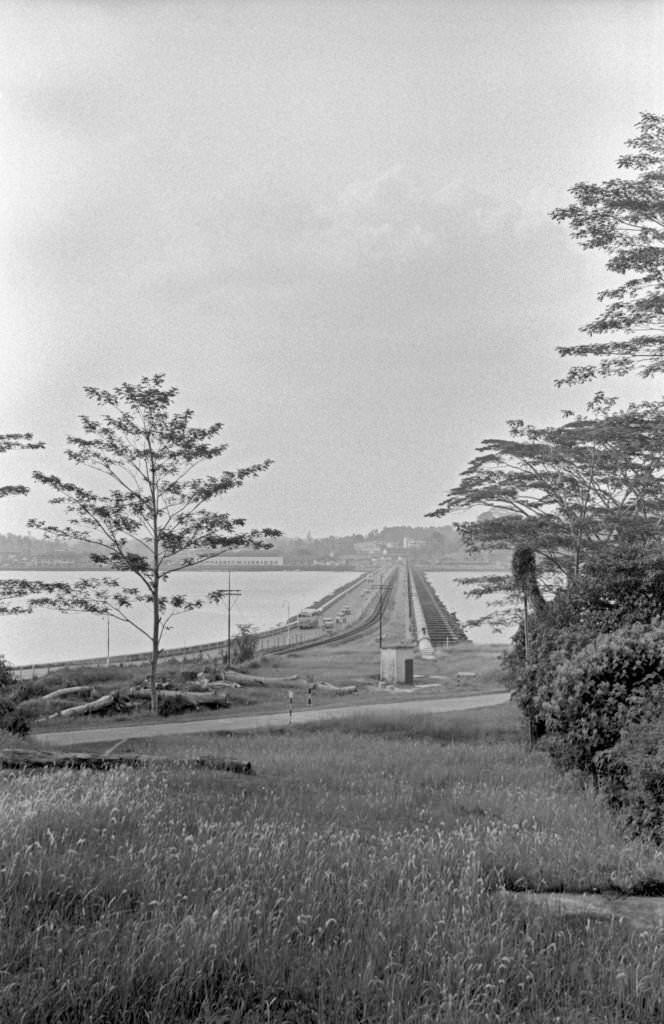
[0,570,360,667]
[426,570,515,645]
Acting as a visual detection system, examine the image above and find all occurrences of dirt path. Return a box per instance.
[34,691,510,747]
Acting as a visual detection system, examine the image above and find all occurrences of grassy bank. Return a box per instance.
[3,704,664,1022]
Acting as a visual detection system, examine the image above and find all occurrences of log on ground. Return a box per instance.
[0,748,253,774]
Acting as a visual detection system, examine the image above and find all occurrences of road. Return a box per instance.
[34,690,510,747]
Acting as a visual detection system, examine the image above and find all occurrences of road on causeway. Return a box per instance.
[35,691,510,748]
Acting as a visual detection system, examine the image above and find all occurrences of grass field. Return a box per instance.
[3,703,664,1022]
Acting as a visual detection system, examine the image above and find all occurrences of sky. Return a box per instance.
[2,0,664,539]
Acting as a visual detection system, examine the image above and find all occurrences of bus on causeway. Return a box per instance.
[298,608,320,629]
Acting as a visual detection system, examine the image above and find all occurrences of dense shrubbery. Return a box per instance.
[157,693,191,717]
[509,546,664,736]
[506,546,664,837]
[542,622,664,772]
[0,696,32,737]
[596,718,664,842]
[0,656,15,689]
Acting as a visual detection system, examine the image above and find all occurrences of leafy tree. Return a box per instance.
[29,375,279,711]
[427,396,664,627]
[552,112,664,384]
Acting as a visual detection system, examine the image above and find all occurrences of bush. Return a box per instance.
[0,655,15,689]
[507,543,664,740]
[541,621,664,773]
[232,624,258,663]
[595,717,664,842]
[0,694,33,736]
[157,693,191,717]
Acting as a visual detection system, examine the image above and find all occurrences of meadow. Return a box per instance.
[3,703,664,1023]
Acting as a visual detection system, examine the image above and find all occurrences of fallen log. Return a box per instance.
[47,693,118,719]
[0,748,253,774]
[315,682,357,695]
[41,685,97,701]
[128,688,229,707]
[223,670,300,686]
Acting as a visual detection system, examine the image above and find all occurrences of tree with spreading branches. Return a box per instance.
[427,395,664,627]
[29,376,279,711]
[552,112,664,384]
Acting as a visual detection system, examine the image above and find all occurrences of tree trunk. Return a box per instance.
[47,693,117,718]
[150,566,160,714]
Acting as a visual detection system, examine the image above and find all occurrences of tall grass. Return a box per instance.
[2,705,664,1021]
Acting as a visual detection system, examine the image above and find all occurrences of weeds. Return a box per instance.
[2,705,664,1021]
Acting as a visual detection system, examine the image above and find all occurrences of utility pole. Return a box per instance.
[368,572,392,649]
[209,571,242,667]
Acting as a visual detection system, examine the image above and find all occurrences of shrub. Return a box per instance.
[507,543,664,740]
[0,655,15,689]
[542,621,664,773]
[595,717,664,842]
[158,693,191,717]
[0,694,33,736]
[232,624,258,664]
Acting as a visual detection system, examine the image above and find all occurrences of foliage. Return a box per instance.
[428,396,664,627]
[0,432,43,501]
[0,694,32,736]
[552,112,664,384]
[29,375,279,710]
[538,621,664,773]
[0,656,15,689]
[232,622,258,663]
[157,693,191,717]
[595,718,664,843]
[0,433,46,618]
[506,541,664,733]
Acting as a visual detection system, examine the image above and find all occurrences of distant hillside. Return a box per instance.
[0,525,509,571]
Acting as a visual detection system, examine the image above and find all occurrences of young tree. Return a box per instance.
[552,112,664,384]
[29,376,279,711]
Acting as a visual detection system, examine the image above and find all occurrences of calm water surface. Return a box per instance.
[426,570,514,645]
[1,570,361,666]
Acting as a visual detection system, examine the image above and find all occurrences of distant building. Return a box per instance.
[201,554,283,568]
[354,541,381,555]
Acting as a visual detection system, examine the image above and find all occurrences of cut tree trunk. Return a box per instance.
[223,670,300,686]
[128,688,229,707]
[42,685,97,701]
[47,693,118,719]
[0,748,253,773]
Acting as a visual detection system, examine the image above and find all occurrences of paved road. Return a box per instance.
[34,691,510,747]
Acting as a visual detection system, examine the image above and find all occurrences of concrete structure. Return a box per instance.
[407,568,436,659]
[380,645,415,685]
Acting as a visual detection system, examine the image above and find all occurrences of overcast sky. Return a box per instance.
[2,0,664,538]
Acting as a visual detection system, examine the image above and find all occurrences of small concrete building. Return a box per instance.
[380,645,415,685]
